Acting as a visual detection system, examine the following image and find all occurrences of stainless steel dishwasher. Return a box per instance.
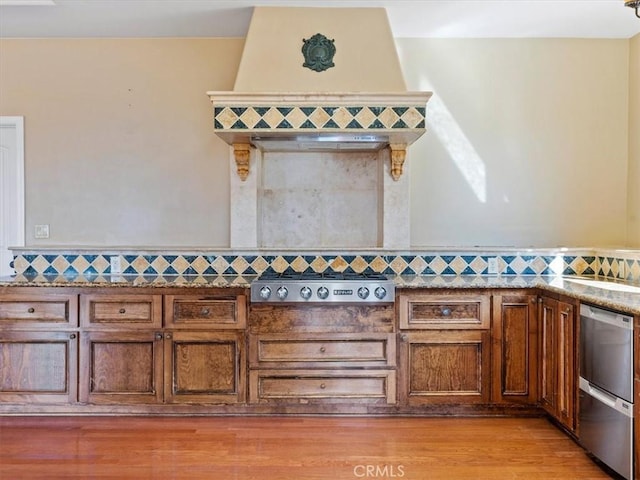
[579,303,634,480]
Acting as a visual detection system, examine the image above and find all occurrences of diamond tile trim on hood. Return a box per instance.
[10,252,631,281]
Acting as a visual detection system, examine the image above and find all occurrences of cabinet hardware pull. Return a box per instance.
[320,346,326,353]
[320,383,326,389]
[119,308,126,314]
[155,333,163,340]
[201,308,210,316]
[400,334,408,342]
[27,307,35,313]
[441,308,451,316]
[165,333,172,339]
[70,333,76,339]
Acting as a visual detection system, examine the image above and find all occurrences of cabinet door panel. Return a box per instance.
[80,331,163,404]
[165,331,246,404]
[399,330,490,405]
[491,293,538,404]
[0,331,78,403]
[80,294,162,329]
[165,295,246,329]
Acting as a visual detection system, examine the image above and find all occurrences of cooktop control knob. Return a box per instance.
[357,286,370,299]
[300,286,312,300]
[276,286,289,300]
[259,286,272,300]
[374,286,387,300]
[317,286,329,300]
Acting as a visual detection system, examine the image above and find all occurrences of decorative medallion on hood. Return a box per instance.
[302,33,336,72]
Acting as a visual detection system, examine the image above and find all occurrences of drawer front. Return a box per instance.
[399,294,490,330]
[249,370,396,404]
[165,295,246,329]
[250,333,395,368]
[80,294,162,328]
[0,294,78,328]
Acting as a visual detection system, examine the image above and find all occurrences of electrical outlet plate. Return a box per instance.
[34,224,49,239]
[110,256,121,274]
[618,260,626,279]
[487,257,498,274]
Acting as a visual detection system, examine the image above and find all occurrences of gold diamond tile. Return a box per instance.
[469,257,486,275]
[262,108,285,129]
[285,108,308,129]
[71,256,90,274]
[369,256,388,273]
[12,256,28,274]
[52,256,70,273]
[355,108,377,128]
[449,256,467,274]
[131,256,150,274]
[530,257,548,274]
[192,256,210,274]
[151,257,170,275]
[309,108,331,128]
[251,256,269,274]
[211,256,229,274]
[171,256,191,275]
[310,256,329,273]
[231,256,250,274]
[569,257,589,276]
[400,107,425,128]
[271,256,288,273]
[290,256,309,273]
[630,261,640,282]
[215,107,239,129]
[349,256,368,273]
[239,108,262,129]
[32,255,50,274]
[329,256,348,272]
[429,257,447,275]
[390,257,408,274]
[378,108,400,128]
[332,107,353,129]
[92,256,110,274]
[409,256,428,275]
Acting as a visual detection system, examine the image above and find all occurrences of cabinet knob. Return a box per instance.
[119,308,126,314]
[319,346,326,353]
[201,308,210,316]
[441,308,451,316]
[400,334,408,342]
[319,383,326,389]
[27,307,35,313]
[155,333,163,340]
[70,333,76,339]
[165,333,172,340]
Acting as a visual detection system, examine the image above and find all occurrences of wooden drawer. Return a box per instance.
[249,369,396,404]
[164,294,246,329]
[80,294,162,329]
[398,293,490,330]
[249,333,395,368]
[0,294,78,328]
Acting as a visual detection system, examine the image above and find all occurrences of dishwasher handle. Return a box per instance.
[579,377,634,418]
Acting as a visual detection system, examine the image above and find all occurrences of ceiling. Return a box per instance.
[0,0,639,39]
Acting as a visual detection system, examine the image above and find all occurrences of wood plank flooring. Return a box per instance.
[0,416,615,479]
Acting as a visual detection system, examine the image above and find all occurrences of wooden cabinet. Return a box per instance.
[164,294,246,329]
[248,304,396,406]
[539,295,577,432]
[398,291,492,406]
[0,289,79,404]
[164,330,245,404]
[491,292,538,405]
[80,293,162,329]
[0,330,78,403]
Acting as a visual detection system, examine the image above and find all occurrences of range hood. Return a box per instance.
[207,7,431,182]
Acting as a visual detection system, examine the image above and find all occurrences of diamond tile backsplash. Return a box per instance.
[10,250,639,282]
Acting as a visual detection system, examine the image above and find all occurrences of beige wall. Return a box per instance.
[629,33,640,247]
[397,38,630,248]
[0,37,633,249]
[0,38,243,247]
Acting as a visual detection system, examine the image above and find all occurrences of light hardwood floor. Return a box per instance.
[0,416,615,479]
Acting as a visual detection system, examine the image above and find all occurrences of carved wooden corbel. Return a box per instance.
[389,144,407,181]
[233,143,251,181]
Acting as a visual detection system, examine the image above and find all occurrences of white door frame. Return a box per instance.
[0,116,25,276]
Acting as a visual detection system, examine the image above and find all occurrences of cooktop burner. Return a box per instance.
[251,271,395,304]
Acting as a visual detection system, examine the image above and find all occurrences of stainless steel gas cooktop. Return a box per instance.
[250,271,395,304]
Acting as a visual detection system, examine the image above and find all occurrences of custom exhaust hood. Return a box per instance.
[207,6,431,181]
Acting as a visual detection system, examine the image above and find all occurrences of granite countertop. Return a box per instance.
[1,273,639,315]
